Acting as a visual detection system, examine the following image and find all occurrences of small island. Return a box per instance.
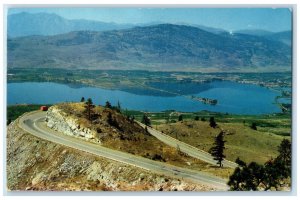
[191,95,218,105]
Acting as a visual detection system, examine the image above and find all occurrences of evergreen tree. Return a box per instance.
[209,131,226,167]
[228,160,264,191]
[141,114,151,126]
[228,139,292,191]
[105,101,112,109]
[86,98,93,105]
[80,97,85,102]
[117,101,121,112]
[209,117,217,128]
[250,122,257,130]
[178,114,183,121]
[107,112,113,125]
[130,115,135,124]
[276,139,291,169]
[194,116,200,121]
[235,157,246,167]
[274,139,291,178]
[261,159,282,191]
[85,98,93,121]
[106,112,121,131]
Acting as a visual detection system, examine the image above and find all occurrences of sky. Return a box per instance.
[8,7,292,32]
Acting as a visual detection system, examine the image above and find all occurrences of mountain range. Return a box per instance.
[7,12,292,71]
[8,12,134,38]
[234,29,291,46]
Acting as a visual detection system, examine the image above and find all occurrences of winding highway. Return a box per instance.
[137,122,238,168]
[18,111,229,190]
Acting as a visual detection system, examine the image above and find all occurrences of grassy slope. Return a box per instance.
[157,119,289,165]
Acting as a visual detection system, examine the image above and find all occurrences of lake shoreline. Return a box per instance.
[7,80,285,115]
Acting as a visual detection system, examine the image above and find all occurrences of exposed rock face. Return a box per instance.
[7,119,216,191]
[46,106,100,143]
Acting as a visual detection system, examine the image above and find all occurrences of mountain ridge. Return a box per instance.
[8,12,134,38]
[234,29,291,46]
[8,23,292,71]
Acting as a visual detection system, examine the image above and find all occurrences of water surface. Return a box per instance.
[7,81,282,114]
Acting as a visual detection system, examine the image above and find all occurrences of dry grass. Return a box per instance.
[55,102,290,178]
[158,120,289,164]
[54,103,217,174]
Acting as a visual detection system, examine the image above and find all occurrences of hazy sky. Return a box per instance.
[8,7,292,32]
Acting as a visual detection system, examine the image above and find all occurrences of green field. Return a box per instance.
[8,68,292,98]
[123,110,291,136]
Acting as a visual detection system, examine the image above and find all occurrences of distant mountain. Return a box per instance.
[177,23,228,35]
[7,24,291,71]
[234,29,274,36]
[267,31,292,46]
[8,12,134,37]
[8,12,229,38]
[234,29,292,46]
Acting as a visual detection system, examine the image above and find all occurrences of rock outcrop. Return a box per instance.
[46,106,100,143]
[7,119,216,191]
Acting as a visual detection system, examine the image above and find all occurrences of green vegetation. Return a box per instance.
[7,104,51,124]
[209,131,226,167]
[157,115,290,164]
[105,101,112,109]
[85,98,93,121]
[178,115,183,122]
[228,139,291,191]
[209,117,217,128]
[250,122,257,130]
[7,68,292,100]
[141,114,151,126]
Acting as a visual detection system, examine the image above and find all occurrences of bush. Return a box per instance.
[250,122,257,130]
[178,115,183,121]
[209,117,217,128]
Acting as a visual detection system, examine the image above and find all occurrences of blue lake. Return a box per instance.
[7,81,282,114]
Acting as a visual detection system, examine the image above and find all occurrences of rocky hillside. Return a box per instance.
[44,103,210,171]
[7,24,291,71]
[46,105,101,144]
[46,103,148,144]
[7,119,216,191]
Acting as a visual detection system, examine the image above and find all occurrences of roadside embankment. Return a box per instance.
[7,117,217,191]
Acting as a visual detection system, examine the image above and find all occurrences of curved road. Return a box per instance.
[137,122,238,168]
[18,111,229,190]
